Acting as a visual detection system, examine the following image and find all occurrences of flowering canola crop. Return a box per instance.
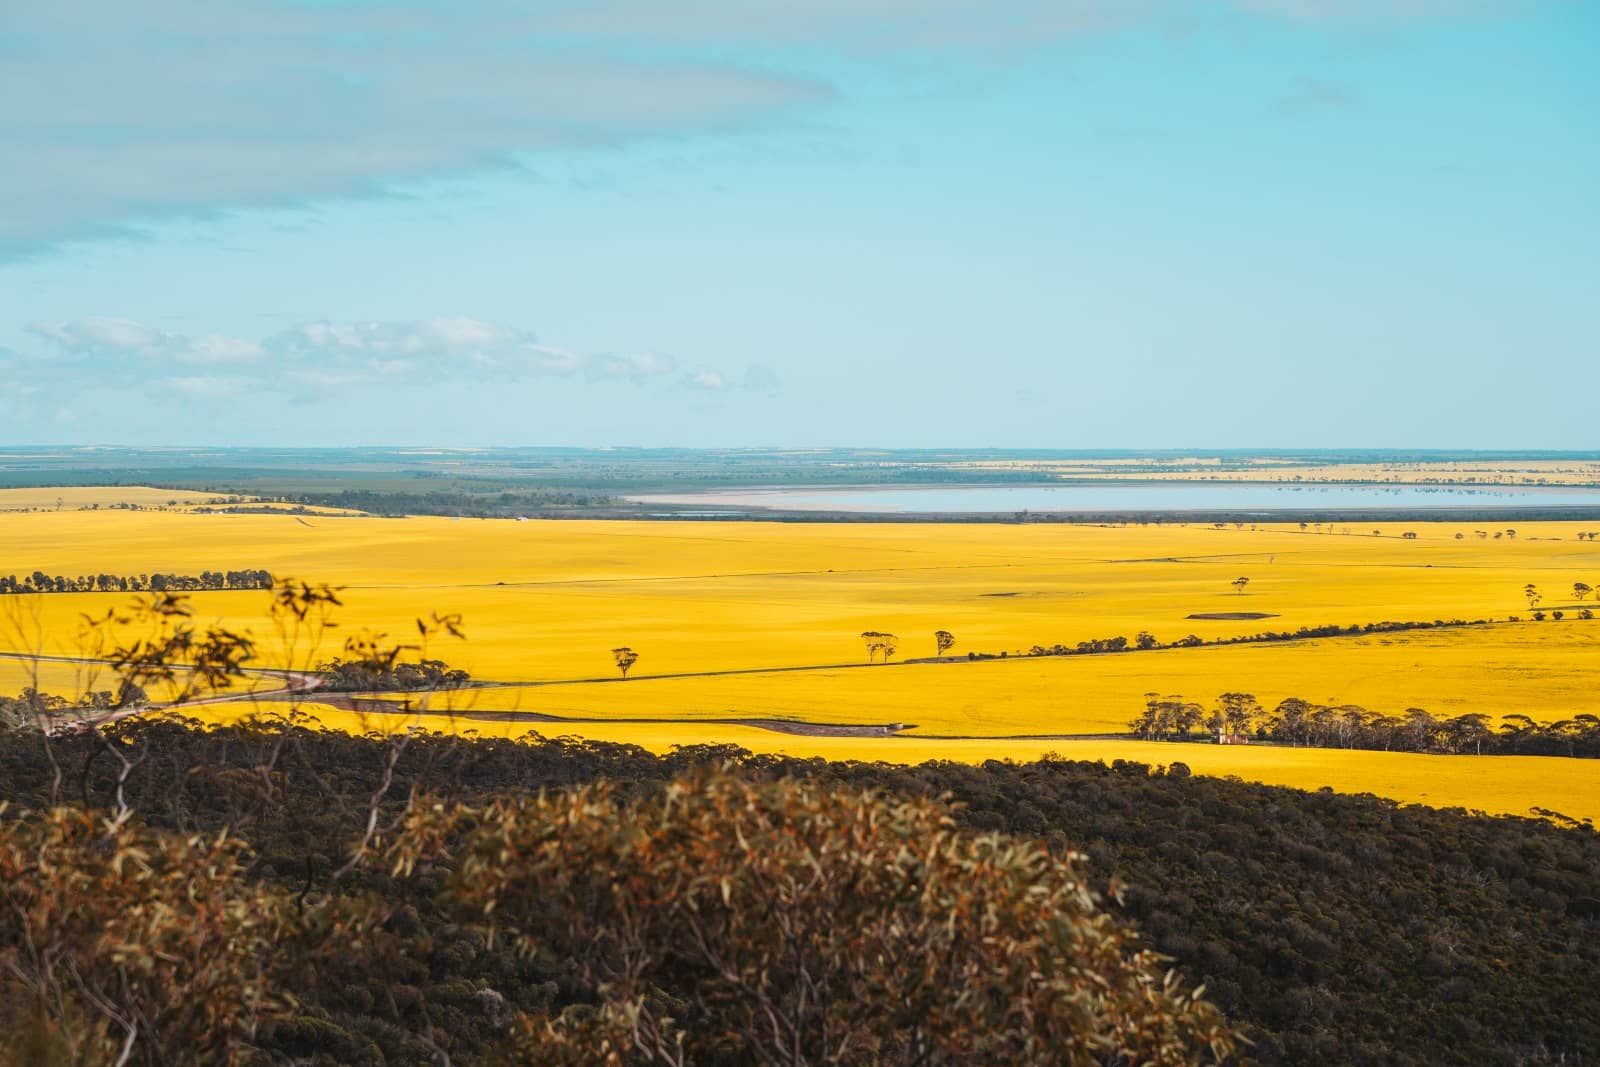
[2,505,1596,821]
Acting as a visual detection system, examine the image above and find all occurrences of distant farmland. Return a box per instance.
[3,498,1596,822]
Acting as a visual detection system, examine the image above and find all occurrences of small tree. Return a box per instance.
[1215,691,1262,740]
[1575,582,1592,602]
[934,629,955,656]
[1231,576,1250,595]
[611,646,639,679]
[1524,583,1541,610]
[1135,630,1158,650]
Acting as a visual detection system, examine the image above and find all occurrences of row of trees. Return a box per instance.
[0,682,148,729]
[859,630,957,663]
[0,569,273,595]
[955,616,1497,663]
[1131,691,1600,757]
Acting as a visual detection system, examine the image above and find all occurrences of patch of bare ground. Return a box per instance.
[245,691,917,737]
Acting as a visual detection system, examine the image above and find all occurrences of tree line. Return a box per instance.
[284,488,617,518]
[1132,691,1600,757]
[0,569,273,594]
[954,615,1500,662]
[0,682,148,729]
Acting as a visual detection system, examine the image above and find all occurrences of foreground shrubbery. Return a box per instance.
[0,719,1596,1064]
[395,775,1235,1064]
[0,748,1234,1065]
[0,807,297,1065]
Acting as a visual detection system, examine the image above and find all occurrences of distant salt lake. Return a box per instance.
[630,483,1600,514]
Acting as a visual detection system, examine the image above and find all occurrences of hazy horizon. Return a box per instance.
[2,1,1595,449]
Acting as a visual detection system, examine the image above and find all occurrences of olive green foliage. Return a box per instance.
[391,773,1236,1065]
[0,681,145,730]
[0,806,294,1066]
[316,656,471,692]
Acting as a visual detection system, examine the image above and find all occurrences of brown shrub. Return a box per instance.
[390,771,1239,1065]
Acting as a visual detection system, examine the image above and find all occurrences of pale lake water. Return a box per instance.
[630,483,1600,514]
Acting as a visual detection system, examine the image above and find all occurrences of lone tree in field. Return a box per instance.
[611,646,639,679]
[1524,583,1541,610]
[1575,582,1593,602]
[1231,576,1250,595]
[934,629,956,656]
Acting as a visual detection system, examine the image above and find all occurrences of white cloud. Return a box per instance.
[26,318,266,366]
[594,351,679,383]
[32,317,166,352]
[687,369,728,390]
[165,375,252,398]
[183,335,265,364]
[20,315,772,400]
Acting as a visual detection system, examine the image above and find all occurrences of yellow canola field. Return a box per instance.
[4,510,1598,682]
[3,508,1598,820]
[0,656,124,697]
[409,622,1600,736]
[0,654,281,705]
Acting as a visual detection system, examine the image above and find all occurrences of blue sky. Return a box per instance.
[1,0,1595,448]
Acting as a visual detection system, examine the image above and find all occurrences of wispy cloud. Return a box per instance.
[29,317,265,364]
[1,2,831,256]
[1,0,1532,256]
[20,316,768,399]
